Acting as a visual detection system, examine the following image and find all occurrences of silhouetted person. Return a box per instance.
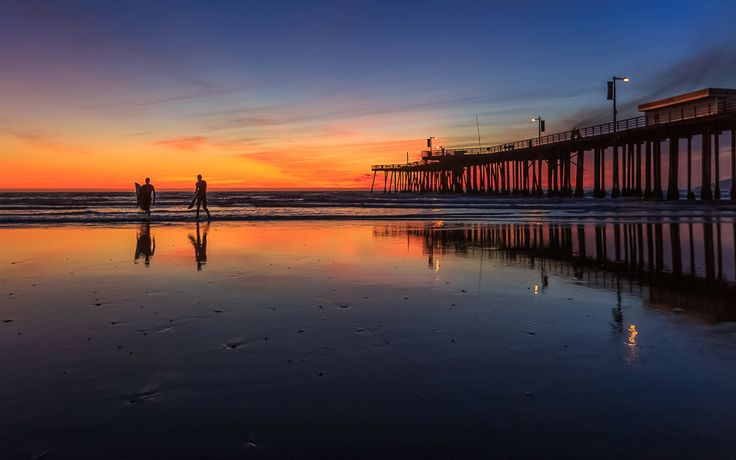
[139,177,156,217]
[189,174,210,221]
[188,222,208,271]
[134,222,155,266]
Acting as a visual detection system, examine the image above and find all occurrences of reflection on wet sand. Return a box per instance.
[188,222,208,270]
[4,221,736,458]
[374,220,736,322]
[134,222,155,266]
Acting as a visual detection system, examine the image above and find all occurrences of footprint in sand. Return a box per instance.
[222,339,243,350]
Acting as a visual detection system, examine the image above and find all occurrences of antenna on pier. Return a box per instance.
[475,115,482,151]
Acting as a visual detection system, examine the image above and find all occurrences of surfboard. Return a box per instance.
[187,196,197,209]
[135,182,142,209]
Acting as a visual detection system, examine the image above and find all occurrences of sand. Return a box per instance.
[1,220,736,458]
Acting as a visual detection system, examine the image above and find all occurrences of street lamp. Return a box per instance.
[530,116,545,143]
[607,76,630,131]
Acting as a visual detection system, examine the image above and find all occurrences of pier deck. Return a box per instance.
[371,97,736,200]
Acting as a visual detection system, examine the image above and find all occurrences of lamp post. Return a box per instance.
[608,76,629,198]
[530,117,545,194]
[530,116,545,144]
[608,76,630,131]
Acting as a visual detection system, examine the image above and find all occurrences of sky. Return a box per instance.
[2,0,736,190]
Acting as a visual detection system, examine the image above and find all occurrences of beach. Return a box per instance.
[2,218,736,458]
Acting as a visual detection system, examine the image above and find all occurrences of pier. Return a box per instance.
[371,88,736,200]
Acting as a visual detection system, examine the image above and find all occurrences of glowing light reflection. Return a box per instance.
[628,324,638,347]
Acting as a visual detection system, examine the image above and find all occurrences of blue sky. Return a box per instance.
[2,0,735,188]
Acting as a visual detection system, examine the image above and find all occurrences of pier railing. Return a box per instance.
[372,98,736,170]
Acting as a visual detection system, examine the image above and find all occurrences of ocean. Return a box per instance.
[1,191,734,224]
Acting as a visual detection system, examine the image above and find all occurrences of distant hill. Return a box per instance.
[692,178,732,194]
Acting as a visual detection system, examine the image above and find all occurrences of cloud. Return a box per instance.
[150,136,208,151]
[198,88,558,134]
[4,127,90,154]
[149,135,263,152]
[557,40,736,130]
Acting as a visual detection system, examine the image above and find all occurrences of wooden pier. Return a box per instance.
[371,89,736,200]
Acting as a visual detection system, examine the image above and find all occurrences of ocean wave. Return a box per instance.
[0,191,735,225]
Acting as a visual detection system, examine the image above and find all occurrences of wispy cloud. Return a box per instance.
[3,127,89,155]
[150,136,208,151]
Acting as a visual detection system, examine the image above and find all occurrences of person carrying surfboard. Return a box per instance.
[188,174,210,221]
[138,178,156,217]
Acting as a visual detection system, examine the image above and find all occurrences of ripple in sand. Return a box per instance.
[128,388,160,404]
[222,339,243,350]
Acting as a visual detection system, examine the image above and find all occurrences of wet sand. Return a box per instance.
[2,221,736,458]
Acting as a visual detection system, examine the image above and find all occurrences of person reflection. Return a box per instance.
[134,222,155,266]
[189,222,208,271]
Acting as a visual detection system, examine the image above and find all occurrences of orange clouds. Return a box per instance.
[150,136,208,151]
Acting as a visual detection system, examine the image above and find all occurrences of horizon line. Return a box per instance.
[0,187,371,193]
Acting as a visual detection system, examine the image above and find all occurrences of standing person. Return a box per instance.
[139,177,156,217]
[188,174,210,221]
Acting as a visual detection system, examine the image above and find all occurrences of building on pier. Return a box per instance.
[638,88,736,125]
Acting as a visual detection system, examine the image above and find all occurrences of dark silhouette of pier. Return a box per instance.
[371,90,736,200]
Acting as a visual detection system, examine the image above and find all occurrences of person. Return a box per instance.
[189,174,210,221]
[139,177,156,217]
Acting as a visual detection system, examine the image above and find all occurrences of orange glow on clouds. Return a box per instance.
[1,126,423,190]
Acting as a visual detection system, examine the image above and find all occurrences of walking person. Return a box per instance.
[188,174,210,221]
[138,177,156,217]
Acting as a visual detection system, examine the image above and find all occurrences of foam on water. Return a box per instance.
[0,191,734,224]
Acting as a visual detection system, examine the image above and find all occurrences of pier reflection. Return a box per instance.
[374,220,736,322]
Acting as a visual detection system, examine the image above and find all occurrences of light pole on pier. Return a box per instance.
[608,76,630,131]
[530,117,545,194]
[530,116,545,144]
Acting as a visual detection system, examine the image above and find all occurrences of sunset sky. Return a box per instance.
[2,0,736,190]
